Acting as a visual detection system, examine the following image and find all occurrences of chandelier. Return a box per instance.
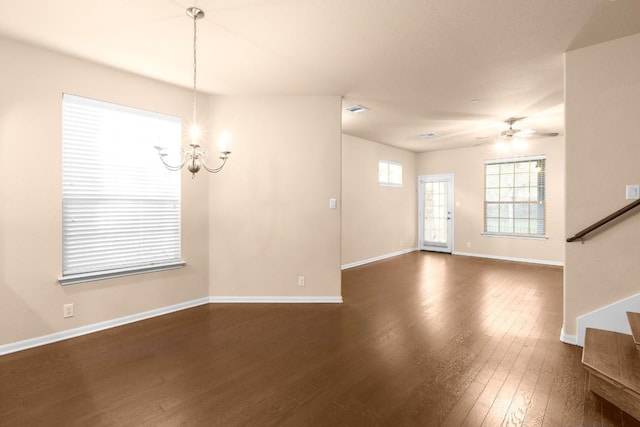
[155,7,231,178]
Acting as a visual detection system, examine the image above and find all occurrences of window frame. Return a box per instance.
[59,94,184,285]
[482,155,547,240]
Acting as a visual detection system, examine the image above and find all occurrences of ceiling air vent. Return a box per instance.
[418,133,438,139]
[344,105,369,114]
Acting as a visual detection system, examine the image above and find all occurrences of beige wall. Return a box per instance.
[417,140,565,264]
[564,33,640,336]
[207,96,342,297]
[0,38,343,347]
[0,37,210,345]
[341,134,417,266]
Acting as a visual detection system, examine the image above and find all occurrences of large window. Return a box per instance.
[379,160,403,187]
[484,155,546,238]
[61,94,182,285]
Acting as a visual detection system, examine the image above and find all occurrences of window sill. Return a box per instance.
[379,183,403,188]
[481,233,548,241]
[59,261,185,286]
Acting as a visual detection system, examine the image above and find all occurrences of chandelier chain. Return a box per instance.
[192,11,198,124]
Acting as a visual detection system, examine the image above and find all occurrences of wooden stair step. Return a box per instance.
[584,390,640,426]
[627,312,640,351]
[582,328,640,421]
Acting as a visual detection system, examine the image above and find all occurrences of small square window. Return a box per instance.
[379,160,403,187]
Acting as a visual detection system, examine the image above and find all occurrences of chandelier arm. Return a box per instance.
[200,152,230,173]
[156,147,189,171]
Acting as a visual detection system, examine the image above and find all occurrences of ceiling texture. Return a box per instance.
[1,0,639,152]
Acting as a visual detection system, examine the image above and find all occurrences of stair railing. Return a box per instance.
[567,198,640,243]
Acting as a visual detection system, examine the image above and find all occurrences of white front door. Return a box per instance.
[419,174,454,253]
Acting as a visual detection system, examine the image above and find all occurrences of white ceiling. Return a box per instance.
[1,0,639,152]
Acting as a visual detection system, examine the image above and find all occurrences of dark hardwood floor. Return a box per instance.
[0,252,636,426]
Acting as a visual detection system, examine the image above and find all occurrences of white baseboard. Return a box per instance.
[560,328,578,346]
[452,251,564,267]
[341,248,418,270]
[209,296,343,304]
[0,295,344,356]
[575,293,640,347]
[0,297,210,356]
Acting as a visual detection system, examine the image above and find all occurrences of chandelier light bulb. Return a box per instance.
[219,130,231,152]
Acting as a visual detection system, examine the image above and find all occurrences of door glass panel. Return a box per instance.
[424,181,449,245]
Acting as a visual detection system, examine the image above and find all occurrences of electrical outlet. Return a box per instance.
[466,242,472,248]
[63,303,74,318]
[298,276,305,287]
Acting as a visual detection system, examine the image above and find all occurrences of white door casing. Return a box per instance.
[418,174,454,253]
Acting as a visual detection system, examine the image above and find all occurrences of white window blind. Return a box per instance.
[379,160,403,186]
[61,94,182,285]
[483,155,546,238]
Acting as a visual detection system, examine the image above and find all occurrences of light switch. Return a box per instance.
[626,185,640,200]
[329,198,337,209]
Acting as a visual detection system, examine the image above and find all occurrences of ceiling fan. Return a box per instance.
[498,117,559,141]
[475,117,559,147]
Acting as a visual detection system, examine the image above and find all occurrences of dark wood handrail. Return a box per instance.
[567,198,640,242]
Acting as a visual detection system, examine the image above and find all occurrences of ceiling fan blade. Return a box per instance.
[517,131,559,139]
[505,117,527,126]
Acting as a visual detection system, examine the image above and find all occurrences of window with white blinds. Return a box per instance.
[483,155,546,238]
[61,94,182,285]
